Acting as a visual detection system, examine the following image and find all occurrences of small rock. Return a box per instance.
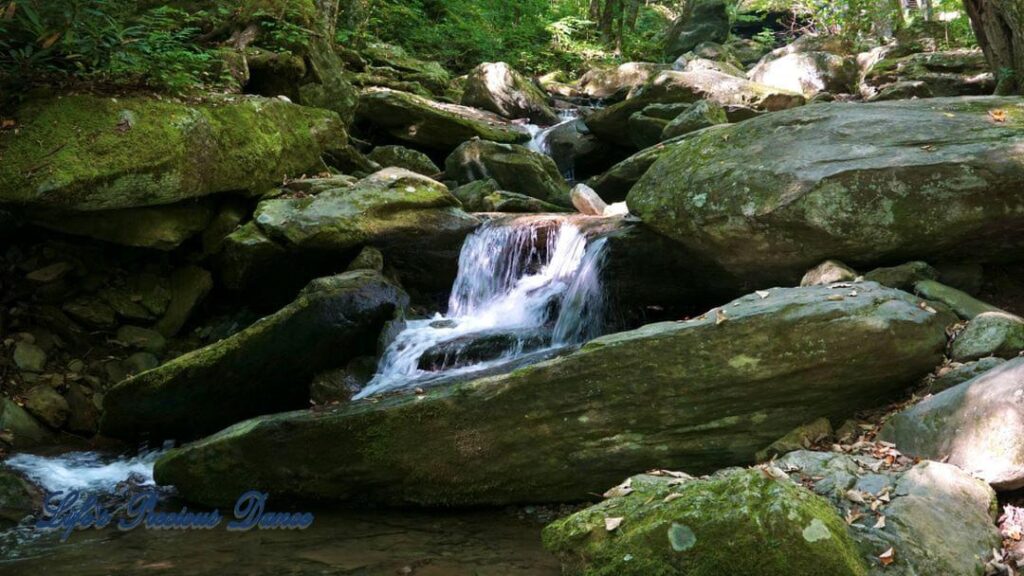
[347,246,384,273]
[22,384,70,428]
[25,262,72,283]
[863,261,938,291]
[0,398,54,447]
[116,325,166,353]
[155,266,213,337]
[63,297,117,328]
[951,311,1024,362]
[756,417,833,462]
[570,183,608,216]
[800,260,857,287]
[13,341,47,372]
[914,280,1000,320]
[603,202,629,217]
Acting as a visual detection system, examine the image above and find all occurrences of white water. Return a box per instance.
[4,449,165,494]
[526,109,580,179]
[355,216,607,399]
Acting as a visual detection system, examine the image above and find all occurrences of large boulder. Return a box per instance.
[229,169,480,298]
[585,70,804,143]
[0,94,346,211]
[461,62,558,124]
[445,140,571,207]
[665,0,730,60]
[629,97,1024,290]
[950,310,1024,361]
[577,62,667,102]
[154,283,952,506]
[26,200,216,250]
[881,356,1024,491]
[100,270,409,441]
[863,49,996,99]
[543,468,869,576]
[586,131,718,203]
[778,450,1001,575]
[360,43,451,96]
[749,36,859,97]
[355,88,529,153]
[540,118,626,180]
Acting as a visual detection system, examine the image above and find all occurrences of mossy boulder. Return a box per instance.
[366,145,440,176]
[951,310,1024,361]
[154,282,951,506]
[665,0,730,60]
[453,179,569,213]
[862,49,995,99]
[356,88,529,154]
[585,70,803,144]
[578,62,667,102]
[881,356,1024,490]
[0,399,54,448]
[914,279,1001,320]
[100,270,409,441]
[628,98,1024,290]
[361,43,451,96]
[542,468,868,576]
[445,140,571,207]
[586,133,711,203]
[462,62,558,124]
[660,99,727,140]
[0,95,346,211]
[26,200,215,250]
[0,468,42,528]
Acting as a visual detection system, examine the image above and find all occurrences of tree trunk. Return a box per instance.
[589,0,602,22]
[963,0,1024,94]
[626,0,641,30]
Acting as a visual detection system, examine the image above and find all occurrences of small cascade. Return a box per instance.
[4,449,166,495]
[355,215,608,399]
[526,109,580,180]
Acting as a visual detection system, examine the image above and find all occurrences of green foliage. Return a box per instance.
[0,0,219,94]
[338,0,676,75]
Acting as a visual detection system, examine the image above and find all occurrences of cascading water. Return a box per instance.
[526,110,580,180]
[354,215,608,399]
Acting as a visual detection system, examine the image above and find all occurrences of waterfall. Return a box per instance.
[526,110,580,180]
[355,215,608,399]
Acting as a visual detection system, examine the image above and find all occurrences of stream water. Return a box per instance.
[1,113,608,574]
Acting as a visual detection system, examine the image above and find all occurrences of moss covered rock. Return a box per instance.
[461,62,558,125]
[26,200,215,250]
[951,310,1024,361]
[445,140,571,207]
[628,98,1024,289]
[660,99,727,140]
[366,145,440,176]
[100,270,409,441]
[862,49,995,99]
[542,468,868,576]
[453,179,569,213]
[356,88,529,153]
[585,70,803,144]
[0,95,346,211]
[154,282,951,506]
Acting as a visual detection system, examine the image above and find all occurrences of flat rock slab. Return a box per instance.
[155,283,952,506]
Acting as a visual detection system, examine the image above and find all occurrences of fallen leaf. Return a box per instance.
[605,517,624,531]
[874,515,886,529]
[989,109,1008,123]
[845,489,867,504]
[755,290,770,299]
[715,308,727,325]
[879,547,895,566]
[40,31,60,49]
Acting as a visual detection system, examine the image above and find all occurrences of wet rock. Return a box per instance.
[586,136,697,203]
[23,385,69,429]
[0,468,42,527]
[155,283,952,506]
[660,99,727,140]
[863,261,937,291]
[951,311,1024,362]
[124,352,160,375]
[628,98,1024,289]
[13,341,46,372]
[0,399,54,448]
[540,118,624,180]
[356,88,529,154]
[665,0,730,60]
[101,271,409,441]
[417,329,550,371]
[155,266,213,337]
[62,297,117,328]
[756,418,832,462]
[201,198,249,256]
[800,260,857,287]
[0,95,347,211]
[914,280,1000,320]
[778,450,1001,575]
[445,140,570,207]
[453,180,568,213]
[881,357,1024,490]
[25,262,72,283]
[570,183,608,216]
[310,357,377,405]
[931,357,1005,393]
[461,62,558,124]
[366,145,440,176]
[115,326,166,353]
[543,468,868,576]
